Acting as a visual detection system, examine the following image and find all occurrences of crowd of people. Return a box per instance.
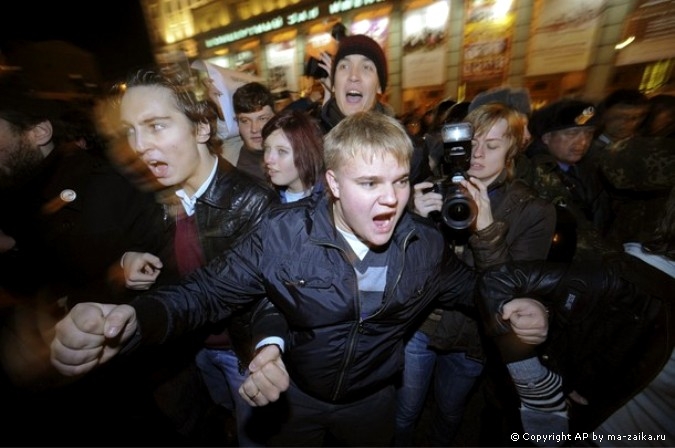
[1,32,674,447]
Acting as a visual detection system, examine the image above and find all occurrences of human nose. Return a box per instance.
[378,184,398,205]
[576,131,593,145]
[472,141,485,159]
[250,119,264,134]
[129,129,150,154]
[348,65,359,81]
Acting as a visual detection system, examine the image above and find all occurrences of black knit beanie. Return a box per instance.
[331,34,388,90]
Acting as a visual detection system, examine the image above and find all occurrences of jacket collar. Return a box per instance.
[320,98,391,131]
[309,195,417,250]
[197,156,238,209]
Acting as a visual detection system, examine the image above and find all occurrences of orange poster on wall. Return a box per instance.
[462,0,515,82]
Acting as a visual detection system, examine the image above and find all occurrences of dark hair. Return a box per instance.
[598,88,648,112]
[233,82,275,115]
[431,98,457,131]
[0,73,66,141]
[117,67,222,155]
[262,109,324,190]
[443,101,471,124]
[642,94,675,137]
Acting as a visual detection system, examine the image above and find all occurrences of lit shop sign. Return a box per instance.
[327,0,386,14]
[204,0,385,48]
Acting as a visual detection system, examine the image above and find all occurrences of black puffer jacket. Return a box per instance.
[131,196,477,403]
[478,253,672,432]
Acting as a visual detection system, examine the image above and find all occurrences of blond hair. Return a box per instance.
[465,103,526,179]
[324,111,413,173]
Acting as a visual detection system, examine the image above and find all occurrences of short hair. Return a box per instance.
[643,94,675,137]
[233,82,275,114]
[117,67,222,155]
[599,88,648,111]
[465,102,526,180]
[262,109,324,190]
[0,73,65,140]
[324,111,412,174]
[443,101,471,124]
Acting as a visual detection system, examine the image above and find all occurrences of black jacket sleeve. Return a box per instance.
[477,260,622,337]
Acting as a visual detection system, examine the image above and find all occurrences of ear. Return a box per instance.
[325,169,340,199]
[28,120,53,146]
[541,132,551,145]
[196,121,211,143]
[377,86,382,95]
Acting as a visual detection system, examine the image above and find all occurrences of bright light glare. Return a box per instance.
[404,14,423,35]
[426,1,449,29]
[493,0,514,20]
[615,36,635,50]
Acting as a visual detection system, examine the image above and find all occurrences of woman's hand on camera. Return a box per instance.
[460,177,493,231]
[413,181,443,218]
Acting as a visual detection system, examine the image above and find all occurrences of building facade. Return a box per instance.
[139,0,675,114]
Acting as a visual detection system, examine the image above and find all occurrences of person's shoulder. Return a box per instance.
[258,197,318,235]
[505,179,557,220]
[406,212,445,244]
[61,145,139,185]
[218,156,272,190]
[508,178,549,204]
[529,151,557,168]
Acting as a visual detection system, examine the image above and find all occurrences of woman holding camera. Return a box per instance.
[394,102,556,446]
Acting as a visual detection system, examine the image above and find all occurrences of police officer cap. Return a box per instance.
[530,99,597,138]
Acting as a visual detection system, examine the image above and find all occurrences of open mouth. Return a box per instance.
[346,90,363,103]
[145,160,169,177]
[373,211,395,232]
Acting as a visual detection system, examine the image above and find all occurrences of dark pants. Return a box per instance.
[264,381,396,446]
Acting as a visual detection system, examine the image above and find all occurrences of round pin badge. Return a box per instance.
[60,189,77,202]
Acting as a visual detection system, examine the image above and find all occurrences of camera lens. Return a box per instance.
[441,191,477,230]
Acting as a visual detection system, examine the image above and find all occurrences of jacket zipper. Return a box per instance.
[327,228,416,401]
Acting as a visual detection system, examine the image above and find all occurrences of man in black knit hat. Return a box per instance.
[311,33,390,132]
[310,33,431,186]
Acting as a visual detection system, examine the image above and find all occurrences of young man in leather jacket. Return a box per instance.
[114,68,278,445]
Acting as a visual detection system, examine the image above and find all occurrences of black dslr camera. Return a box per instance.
[430,122,477,230]
[305,56,329,79]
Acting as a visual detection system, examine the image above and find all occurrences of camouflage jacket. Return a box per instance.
[520,152,617,262]
[598,136,675,245]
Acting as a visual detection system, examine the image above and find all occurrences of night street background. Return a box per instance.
[0,0,155,82]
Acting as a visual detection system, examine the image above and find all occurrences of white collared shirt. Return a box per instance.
[174,157,219,217]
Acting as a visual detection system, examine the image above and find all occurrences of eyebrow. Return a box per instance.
[355,173,409,181]
[120,115,170,127]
